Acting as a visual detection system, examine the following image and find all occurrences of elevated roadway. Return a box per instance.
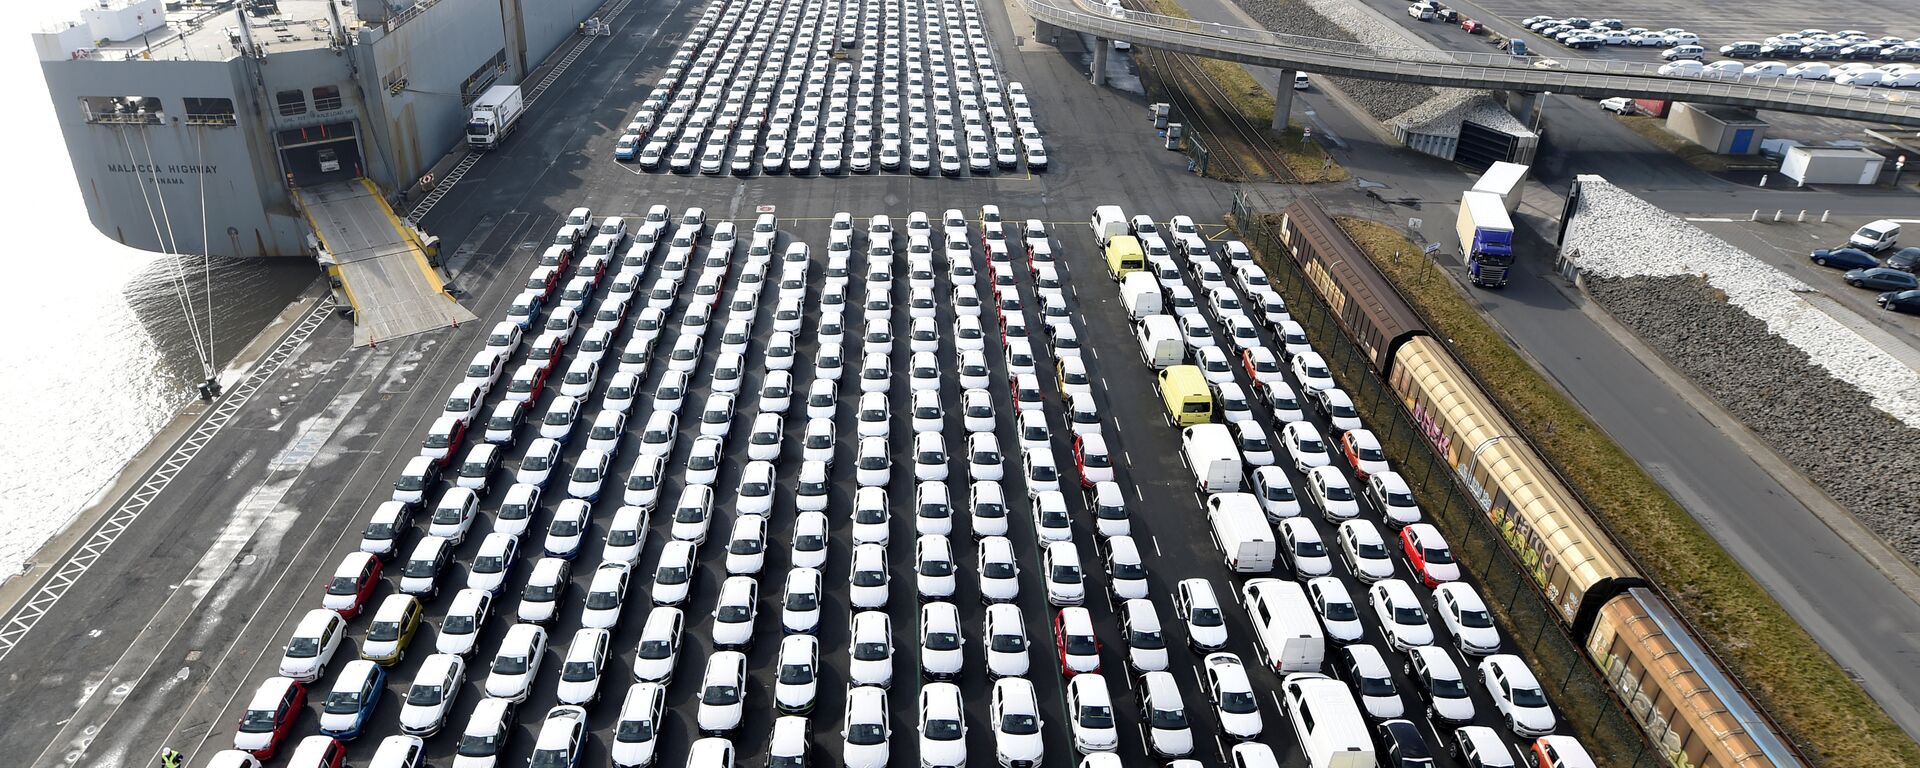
[1025,0,1920,126]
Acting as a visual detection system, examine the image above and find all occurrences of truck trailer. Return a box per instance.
[1455,191,1515,288]
[466,84,526,150]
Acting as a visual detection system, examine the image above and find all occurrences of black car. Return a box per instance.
[1375,719,1436,768]
[1885,246,1920,272]
[1809,246,1879,270]
[1845,267,1920,291]
[1879,290,1920,315]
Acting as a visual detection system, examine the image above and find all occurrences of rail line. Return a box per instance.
[1122,4,1297,183]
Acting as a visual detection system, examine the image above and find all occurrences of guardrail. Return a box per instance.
[1025,0,1920,125]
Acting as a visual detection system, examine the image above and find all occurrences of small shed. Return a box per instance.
[1663,103,1768,155]
[1780,147,1886,186]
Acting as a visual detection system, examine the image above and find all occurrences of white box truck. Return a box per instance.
[1091,205,1128,248]
[1206,493,1276,573]
[466,84,526,150]
[1240,578,1325,673]
[1471,161,1528,214]
[1283,673,1376,768]
[1121,272,1164,320]
[1182,424,1243,493]
[1136,314,1186,369]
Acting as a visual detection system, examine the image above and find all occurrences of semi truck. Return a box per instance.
[466,84,526,150]
[1455,191,1515,287]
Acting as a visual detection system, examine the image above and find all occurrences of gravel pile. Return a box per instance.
[1226,0,1439,120]
[1586,275,1920,564]
[1387,90,1527,137]
[1563,175,1920,427]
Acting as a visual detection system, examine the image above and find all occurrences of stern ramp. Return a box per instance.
[296,179,476,346]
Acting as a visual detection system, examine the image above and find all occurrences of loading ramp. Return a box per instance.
[295,179,477,346]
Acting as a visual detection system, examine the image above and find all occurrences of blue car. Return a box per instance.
[1844,267,1920,291]
[1809,247,1879,270]
[1880,290,1920,314]
[317,660,386,739]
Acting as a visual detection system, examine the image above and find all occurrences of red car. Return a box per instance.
[1242,347,1283,385]
[1072,435,1115,489]
[507,360,553,403]
[321,551,382,618]
[1054,607,1102,676]
[1399,523,1463,587]
[233,676,306,758]
[421,415,469,467]
[525,265,561,300]
[1338,429,1389,480]
[541,242,574,273]
[286,735,349,768]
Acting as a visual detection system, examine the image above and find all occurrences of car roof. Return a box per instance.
[296,607,341,635]
[248,675,298,707]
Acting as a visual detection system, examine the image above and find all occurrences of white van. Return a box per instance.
[1206,493,1276,573]
[1091,205,1128,247]
[1851,219,1901,251]
[1121,272,1163,320]
[1136,314,1185,369]
[1240,578,1325,673]
[1281,673,1376,768]
[1181,424,1244,493]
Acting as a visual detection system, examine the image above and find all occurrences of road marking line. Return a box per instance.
[1151,535,1162,556]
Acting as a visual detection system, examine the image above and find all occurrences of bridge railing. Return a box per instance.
[1024,0,1919,114]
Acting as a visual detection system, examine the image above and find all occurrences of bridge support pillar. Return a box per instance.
[1091,39,1109,86]
[1273,70,1296,132]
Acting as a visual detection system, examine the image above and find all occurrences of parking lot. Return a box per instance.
[613,0,1050,176]
[1450,0,1917,60]
[183,190,1610,768]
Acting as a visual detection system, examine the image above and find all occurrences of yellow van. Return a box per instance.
[1105,235,1146,279]
[1156,365,1214,426]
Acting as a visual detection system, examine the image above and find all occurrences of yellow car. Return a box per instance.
[360,595,422,665]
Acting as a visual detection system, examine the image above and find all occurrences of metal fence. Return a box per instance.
[1234,211,1665,768]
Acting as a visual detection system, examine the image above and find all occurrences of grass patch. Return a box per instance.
[1133,0,1348,183]
[1322,214,1920,768]
[1614,115,1740,173]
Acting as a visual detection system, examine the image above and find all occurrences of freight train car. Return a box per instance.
[1273,201,1427,372]
[1589,589,1800,768]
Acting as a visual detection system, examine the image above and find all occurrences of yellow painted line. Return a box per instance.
[1206,227,1234,241]
[328,264,364,315]
[363,177,451,297]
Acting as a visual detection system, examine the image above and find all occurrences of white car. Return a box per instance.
[1340,644,1404,720]
[1044,541,1086,606]
[791,511,830,569]
[1120,597,1171,672]
[959,389,996,434]
[555,627,612,705]
[585,410,626,457]
[278,609,344,682]
[1016,410,1050,456]
[1482,654,1557,737]
[653,370,688,414]
[611,683,666,767]
[746,413,784,462]
[435,588,492,657]
[852,487,892,545]
[602,505,649,566]
[517,438,563,487]
[1435,582,1502,655]
[651,540,697,606]
[566,448,612,501]
[697,392,735,438]
[543,499,590,558]
[1064,393,1102,437]
[856,436,891,487]
[579,561,632,629]
[1066,674,1119,754]
[1030,490,1073,544]
[1305,466,1359,522]
[1337,520,1397,582]
[782,566,824,634]
[842,686,892,768]
[1290,350,1334,391]
[920,601,966,680]
[1176,578,1230,651]
[684,436,723,486]
[914,432,950,482]
[485,623,546,701]
[1366,472,1424,527]
[1408,645,1478,725]
[1263,380,1305,423]
[1307,576,1365,644]
[1282,421,1331,472]
[398,653,465,736]
[1249,466,1301,519]
[918,683,969,768]
[768,717,807,768]
[978,536,1021,602]
[850,543,890,609]
[464,533,518,595]
[670,485,714,544]
[1196,346,1235,386]
[725,515,768,576]
[696,651,749,734]
[538,395,583,442]
[1105,535,1151,599]
[557,358,598,398]
[775,634,821,714]
[912,389,945,434]
[1369,579,1436,650]
[1233,421,1277,467]
[857,392,891,439]
[859,350,890,393]
[1202,652,1263,739]
[790,460,830,513]
[711,576,760,650]
[631,606,684,683]
[916,534,959,599]
[736,460,776,516]
[1280,517,1333,578]
[990,677,1045,767]
[1180,314,1215,353]
[1140,671,1196,757]
[849,610,895,687]
[517,557,568,623]
[636,412,678,459]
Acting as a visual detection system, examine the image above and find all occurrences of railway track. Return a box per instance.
[1126,19,1298,183]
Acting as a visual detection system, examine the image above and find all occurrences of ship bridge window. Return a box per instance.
[276,90,307,117]
[184,98,237,126]
[312,86,341,112]
[81,96,162,125]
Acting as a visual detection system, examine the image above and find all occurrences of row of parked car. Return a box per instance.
[612,0,1048,176]
[1102,207,1603,768]
[1520,16,1699,49]
[1653,57,1920,85]
[1806,235,1920,313]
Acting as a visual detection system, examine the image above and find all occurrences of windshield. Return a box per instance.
[562,660,598,681]
[587,589,621,609]
[327,576,359,595]
[368,619,403,641]
[847,723,886,745]
[702,683,740,706]
[920,557,953,576]
[525,582,558,600]
[444,613,476,634]
[1433,675,1471,698]
[407,683,445,706]
[1298,437,1324,453]
[550,517,582,537]
[1220,688,1257,713]
[1051,564,1081,583]
[404,557,438,577]
[1511,686,1549,708]
[742,480,770,496]
[1423,545,1455,564]
[1360,675,1396,696]
[1064,633,1097,655]
[1295,539,1327,557]
[657,565,688,585]
[926,629,960,650]
[779,663,813,685]
[1323,484,1354,502]
[675,505,706,523]
[494,653,530,675]
[1191,606,1223,627]
[521,453,550,471]
[530,749,573,768]
[925,718,962,740]
[1394,605,1428,625]
[240,709,280,732]
[718,603,752,622]
[1150,706,1189,730]
[616,718,654,743]
[1001,712,1038,734]
[639,638,672,659]
[1078,705,1114,728]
